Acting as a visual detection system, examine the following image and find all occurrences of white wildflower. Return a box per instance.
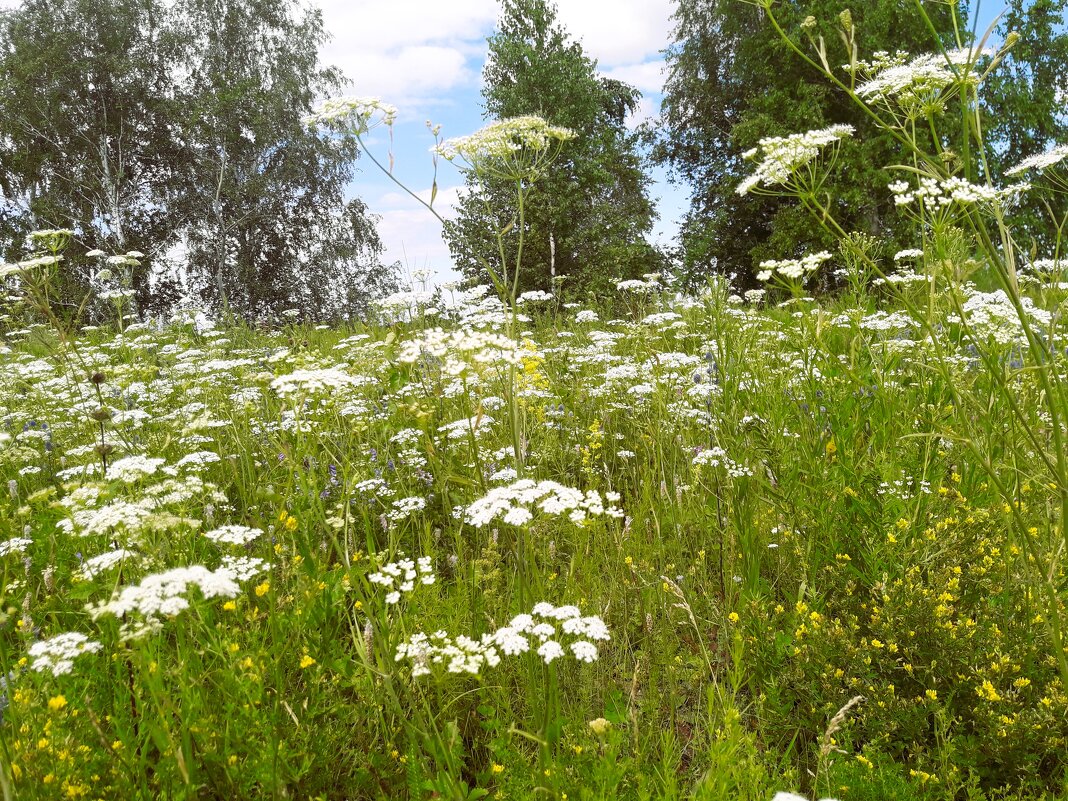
[0,537,32,557]
[204,525,263,546]
[28,632,102,677]
[78,549,139,580]
[737,126,853,195]
[460,479,623,528]
[432,116,575,175]
[304,96,397,133]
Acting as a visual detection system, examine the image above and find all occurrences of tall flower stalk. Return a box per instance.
[305,101,575,477]
[746,0,1068,692]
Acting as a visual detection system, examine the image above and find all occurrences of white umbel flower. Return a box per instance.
[737,126,853,195]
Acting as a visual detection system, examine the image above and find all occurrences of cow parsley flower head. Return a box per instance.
[459,479,624,528]
[271,368,369,397]
[737,125,854,195]
[204,525,263,546]
[107,455,166,483]
[0,537,33,557]
[368,556,435,604]
[395,602,610,677]
[90,562,264,638]
[77,549,139,580]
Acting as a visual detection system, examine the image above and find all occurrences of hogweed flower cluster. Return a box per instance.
[852,48,987,115]
[737,125,854,196]
[459,479,624,528]
[395,601,610,677]
[889,176,1030,213]
[432,115,575,180]
[303,96,398,135]
[1007,143,1068,176]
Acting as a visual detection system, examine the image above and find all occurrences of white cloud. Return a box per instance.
[602,61,667,95]
[311,0,497,103]
[313,0,497,52]
[310,0,675,104]
[330,45,474,102]
[553,0,675,67]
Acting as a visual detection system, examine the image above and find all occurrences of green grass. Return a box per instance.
[1,276,1067,800]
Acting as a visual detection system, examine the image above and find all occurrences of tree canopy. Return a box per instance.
[0,0,396,321]
[445,0,661,297]
[655,0,973,285]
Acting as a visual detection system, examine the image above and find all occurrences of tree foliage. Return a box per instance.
[446,0,661,297]
[0,0,396,321]
[655,0,967,285]
[983,0,1068,253]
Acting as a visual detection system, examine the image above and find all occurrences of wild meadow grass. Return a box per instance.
[3,5,1068,799]
[2,270,1068,800]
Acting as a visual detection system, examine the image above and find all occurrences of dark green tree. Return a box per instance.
[983,0,1068,253]
[0,0,396,322]
[655,1,964,286]
[445,0,661,297]
[172,0,394,321]
[0,0,188,310]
